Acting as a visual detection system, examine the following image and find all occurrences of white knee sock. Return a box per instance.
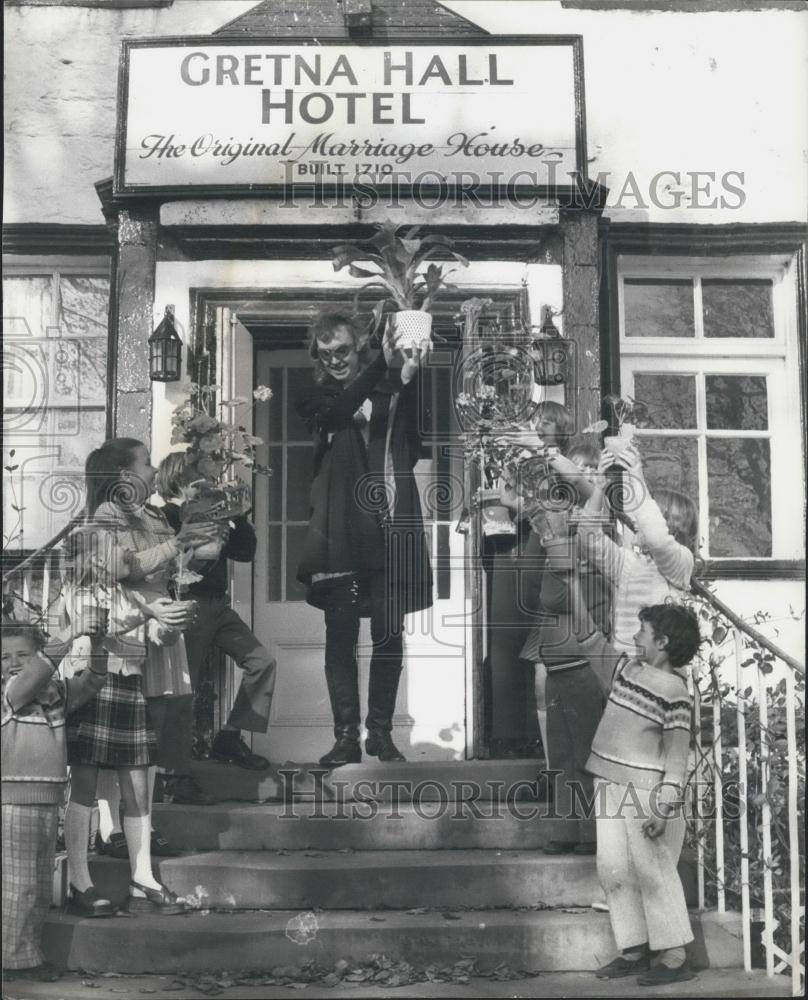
[65,801,94,893]
[537,710,549,767]
[123,815,161,891]
[97,771,122,841]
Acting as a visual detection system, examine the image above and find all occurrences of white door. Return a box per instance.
[220,329,470,764]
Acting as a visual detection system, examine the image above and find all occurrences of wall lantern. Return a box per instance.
[149,305,182,382]
[530,307,571,386]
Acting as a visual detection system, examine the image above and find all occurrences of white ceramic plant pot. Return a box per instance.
[604,423,635,461]
[392,310,433,351]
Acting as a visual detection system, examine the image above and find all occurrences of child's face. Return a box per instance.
[123,445,156,505]
[534,414,561,446]
[105,541,131,581]
[633,619,667,668]
[571,454,598,483]
[1,635,39,678]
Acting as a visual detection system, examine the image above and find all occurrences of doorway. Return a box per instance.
[188,281,533,761]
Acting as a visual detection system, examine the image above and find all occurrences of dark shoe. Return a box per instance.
[170,775,217,806]
[151,828,182,858]
[636,962,694,985]
[365,730,406,762]
[319,736,362,767]
[595,953,650,979]
[210,731,270,770]
[542,840,578,855]
[125,880,186,915]
[68,884,114,918]
[573,842,597,855]
[95,830,129,860]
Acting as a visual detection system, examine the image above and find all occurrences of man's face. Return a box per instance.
[316,326,360,382]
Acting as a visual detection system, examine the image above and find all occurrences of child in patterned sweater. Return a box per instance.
[537,574,701,986]
[2,621,108,980]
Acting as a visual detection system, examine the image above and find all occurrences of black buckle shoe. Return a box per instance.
[68,884,114,918]
[210,732,270,770]
[365,731,406,762]
[319,736,362,767]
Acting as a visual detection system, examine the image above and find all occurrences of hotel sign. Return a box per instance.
[115,37,586,195]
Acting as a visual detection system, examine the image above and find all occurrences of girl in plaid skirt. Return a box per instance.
[2,621,109,979]
[63,439,217,917]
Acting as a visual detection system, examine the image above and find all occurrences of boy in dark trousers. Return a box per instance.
[157,454,276,781]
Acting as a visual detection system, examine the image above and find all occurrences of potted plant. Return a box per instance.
[602,393,649,463]
[331,221,469,348]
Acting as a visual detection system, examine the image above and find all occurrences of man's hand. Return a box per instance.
[176,520,220,546]
[145,598,190,628]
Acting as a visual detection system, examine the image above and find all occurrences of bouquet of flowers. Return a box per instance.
[600,394,649,462]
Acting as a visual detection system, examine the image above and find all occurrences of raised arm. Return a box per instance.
[4,655,56,711]
[296,351,389,433]
[65,639,109,712]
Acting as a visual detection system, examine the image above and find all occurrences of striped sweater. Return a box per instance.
[582,492,694,650]
[586,657,692,802]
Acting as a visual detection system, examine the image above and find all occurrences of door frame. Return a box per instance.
[190,283,528,758]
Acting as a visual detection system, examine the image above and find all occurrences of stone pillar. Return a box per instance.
[113,205,158,442]
[560,209,602,431]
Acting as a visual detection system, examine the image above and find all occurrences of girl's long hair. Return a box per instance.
[84,438,144,518]
[654,487,699,554]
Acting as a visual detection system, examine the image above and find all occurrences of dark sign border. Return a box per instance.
[114,34,589,200]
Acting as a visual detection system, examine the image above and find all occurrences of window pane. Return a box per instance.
[707,439,771,557]
[268,446,282,520]
[706,375,768,431]
[287,445,313,521]
[636,435,699,501]
[624,279,694,338]
[2,276,53,337]
[633,373,696,429]
[266,524,281,602]
[267,368,283,442]
[58,276,109,338]
[702,279,774,339]
[287,368,315,442]
[285,525,309,602]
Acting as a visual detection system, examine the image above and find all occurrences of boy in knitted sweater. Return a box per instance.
[2,622,108,980]
[537,560,701,986]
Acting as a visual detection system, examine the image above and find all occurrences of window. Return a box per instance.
[2,259,110,551]
[619,255,803,562]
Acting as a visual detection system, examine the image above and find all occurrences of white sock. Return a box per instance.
[97,771,122,841]
[65,801,94,893]
[660,946,686,969]
[123,815,161,891]
[537,710,549,767]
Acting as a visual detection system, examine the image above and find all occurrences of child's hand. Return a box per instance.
[641,813,668,839]
[612,443,645,481]
[499,478,522,512]
[176,521,220,546]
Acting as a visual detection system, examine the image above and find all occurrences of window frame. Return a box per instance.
[2,256,111,554]
[617,253,804,565]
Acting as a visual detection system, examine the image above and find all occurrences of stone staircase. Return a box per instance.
[41,760,764,991]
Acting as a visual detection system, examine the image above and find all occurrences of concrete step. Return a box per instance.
[1,969,793,1000]
[88,850,605,911]
[184,759,546,804]
[151,801,561,851]
[42,908,746,976]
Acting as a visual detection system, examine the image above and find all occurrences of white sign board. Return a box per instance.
[116,38,585,194]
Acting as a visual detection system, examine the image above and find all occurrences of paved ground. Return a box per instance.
[0,970,794,1000]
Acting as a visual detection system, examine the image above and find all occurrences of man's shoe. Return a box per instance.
[595,953,650,979]
[319,736,362,767]
[636,962,694,985]
[170,775,217,806]
[68,884,114,918]
[542,840,577,855]
[365,731,406,762]
[94,831,129,860]
[210,731,270,770]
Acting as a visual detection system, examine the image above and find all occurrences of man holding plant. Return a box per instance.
[296,311,432,766]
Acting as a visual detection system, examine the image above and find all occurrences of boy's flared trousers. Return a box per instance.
[595,778,694,952]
